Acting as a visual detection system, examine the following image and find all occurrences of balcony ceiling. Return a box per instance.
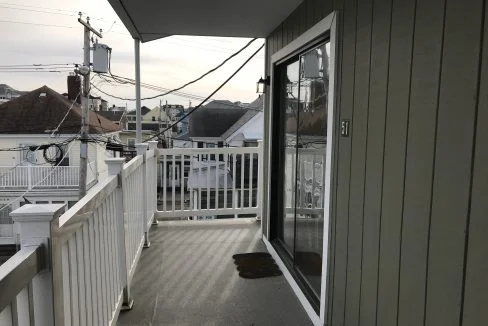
[107,0,303,42]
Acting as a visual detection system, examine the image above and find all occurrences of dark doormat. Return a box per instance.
[232,252,283,279]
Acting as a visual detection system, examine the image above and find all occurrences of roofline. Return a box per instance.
[224,111,263,142]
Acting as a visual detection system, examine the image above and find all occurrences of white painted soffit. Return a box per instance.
[107,0,303,42]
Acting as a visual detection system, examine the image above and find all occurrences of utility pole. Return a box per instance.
[78,15,102,198]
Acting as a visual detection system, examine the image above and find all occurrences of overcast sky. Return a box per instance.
[0,0,265,109]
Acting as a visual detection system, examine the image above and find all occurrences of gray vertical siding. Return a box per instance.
[462,4,488,326]
[264,0,488,325]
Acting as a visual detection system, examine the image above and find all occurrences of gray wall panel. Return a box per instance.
[425,0,484,324]
[462,3,488,325]
[375,0,416,325]
[344,0,374,325]
[358,0,392,325]
[396,0,446,324]
[265,1,487,325]
[330,0,356,324]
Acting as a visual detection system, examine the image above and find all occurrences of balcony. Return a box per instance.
[0,162,98,191]
[0,141,314,325]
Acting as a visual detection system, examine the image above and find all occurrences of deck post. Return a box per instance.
[148,141,159,225]
[106,158,134,310]
[256,140,263,221]
[10,204,66,326]
[136,143,150,248]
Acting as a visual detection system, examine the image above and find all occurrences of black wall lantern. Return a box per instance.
[256,76,270,94]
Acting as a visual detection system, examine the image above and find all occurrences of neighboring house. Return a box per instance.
[186,106,248,148]
[126,106,156,131]
[97,110,128,130]
[0,85,120,241]
[222,96,264,147]
[0,84,26,104]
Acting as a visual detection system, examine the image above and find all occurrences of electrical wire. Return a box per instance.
[0,140,77,213]
[0,20,76,29]
[50,92,81,137]
[95,38,261,102]
[144,43,264,143]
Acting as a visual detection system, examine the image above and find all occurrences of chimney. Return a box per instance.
[67,74,82,104]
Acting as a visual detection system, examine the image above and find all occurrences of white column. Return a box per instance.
[10,204,66,326]
[134,39,142,143]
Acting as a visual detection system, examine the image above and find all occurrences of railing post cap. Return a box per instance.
[105,158,126,175]
[147,141,158,150]
[10,204,66,223]
[135,143,149,155]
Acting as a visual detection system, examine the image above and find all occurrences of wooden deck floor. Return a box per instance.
[116,218,312,326]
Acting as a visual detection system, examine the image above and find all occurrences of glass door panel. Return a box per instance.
[279,59,300,256]
[294,42,330,295]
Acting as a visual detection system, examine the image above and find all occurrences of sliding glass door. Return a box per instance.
[273,40,331,300]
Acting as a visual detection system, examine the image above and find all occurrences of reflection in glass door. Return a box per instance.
[275,40,330,298]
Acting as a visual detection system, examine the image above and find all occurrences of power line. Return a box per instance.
[50,92,81,137]
[0,5,79,17]
[144,43,264,142]
[0,19,76,29]
[0,2,79,14]
[0,70,74,73]
[0,63,75,68]
[98,38,260,102]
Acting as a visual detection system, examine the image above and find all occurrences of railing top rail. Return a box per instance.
[0,245,44,312]
[157,146,261,156]
[55,176,118,232]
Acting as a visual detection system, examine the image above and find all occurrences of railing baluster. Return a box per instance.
[172,155,176,212]
[240,153,244,210]
[180,155,184,211]
[189,155,193,212]
[82,221,93,326]
[232,153,237,213]
[223,154,228,209]
[68,237,80,326]
[198,154,202,212]
[249,153,253,208]
[163,155,167,211]
[215,155,219,210]
[206,155,210,212]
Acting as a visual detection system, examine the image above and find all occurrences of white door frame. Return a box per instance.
[264,11,339,326]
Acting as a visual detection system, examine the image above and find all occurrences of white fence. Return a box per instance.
[0,162,97,190]
[0,142,158,325]
[156,141,263,219]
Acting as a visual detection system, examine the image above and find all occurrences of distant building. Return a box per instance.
[0,84,26,104]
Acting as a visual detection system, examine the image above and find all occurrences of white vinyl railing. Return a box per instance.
[156,141,263,219]
[145,147,158,229]
[2,141,159,326]
[284,147,326,216]
[0,163,97,190]
[0,245,46,326]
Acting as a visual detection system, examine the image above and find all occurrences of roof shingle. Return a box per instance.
[0,85,120,134]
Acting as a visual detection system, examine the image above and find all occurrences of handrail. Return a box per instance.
[0,245,44,312]
[157,146,260,155]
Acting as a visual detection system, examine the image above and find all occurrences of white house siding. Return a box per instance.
[226,112,264,147]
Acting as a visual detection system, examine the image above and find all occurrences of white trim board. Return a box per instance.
[263,236,321,326]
